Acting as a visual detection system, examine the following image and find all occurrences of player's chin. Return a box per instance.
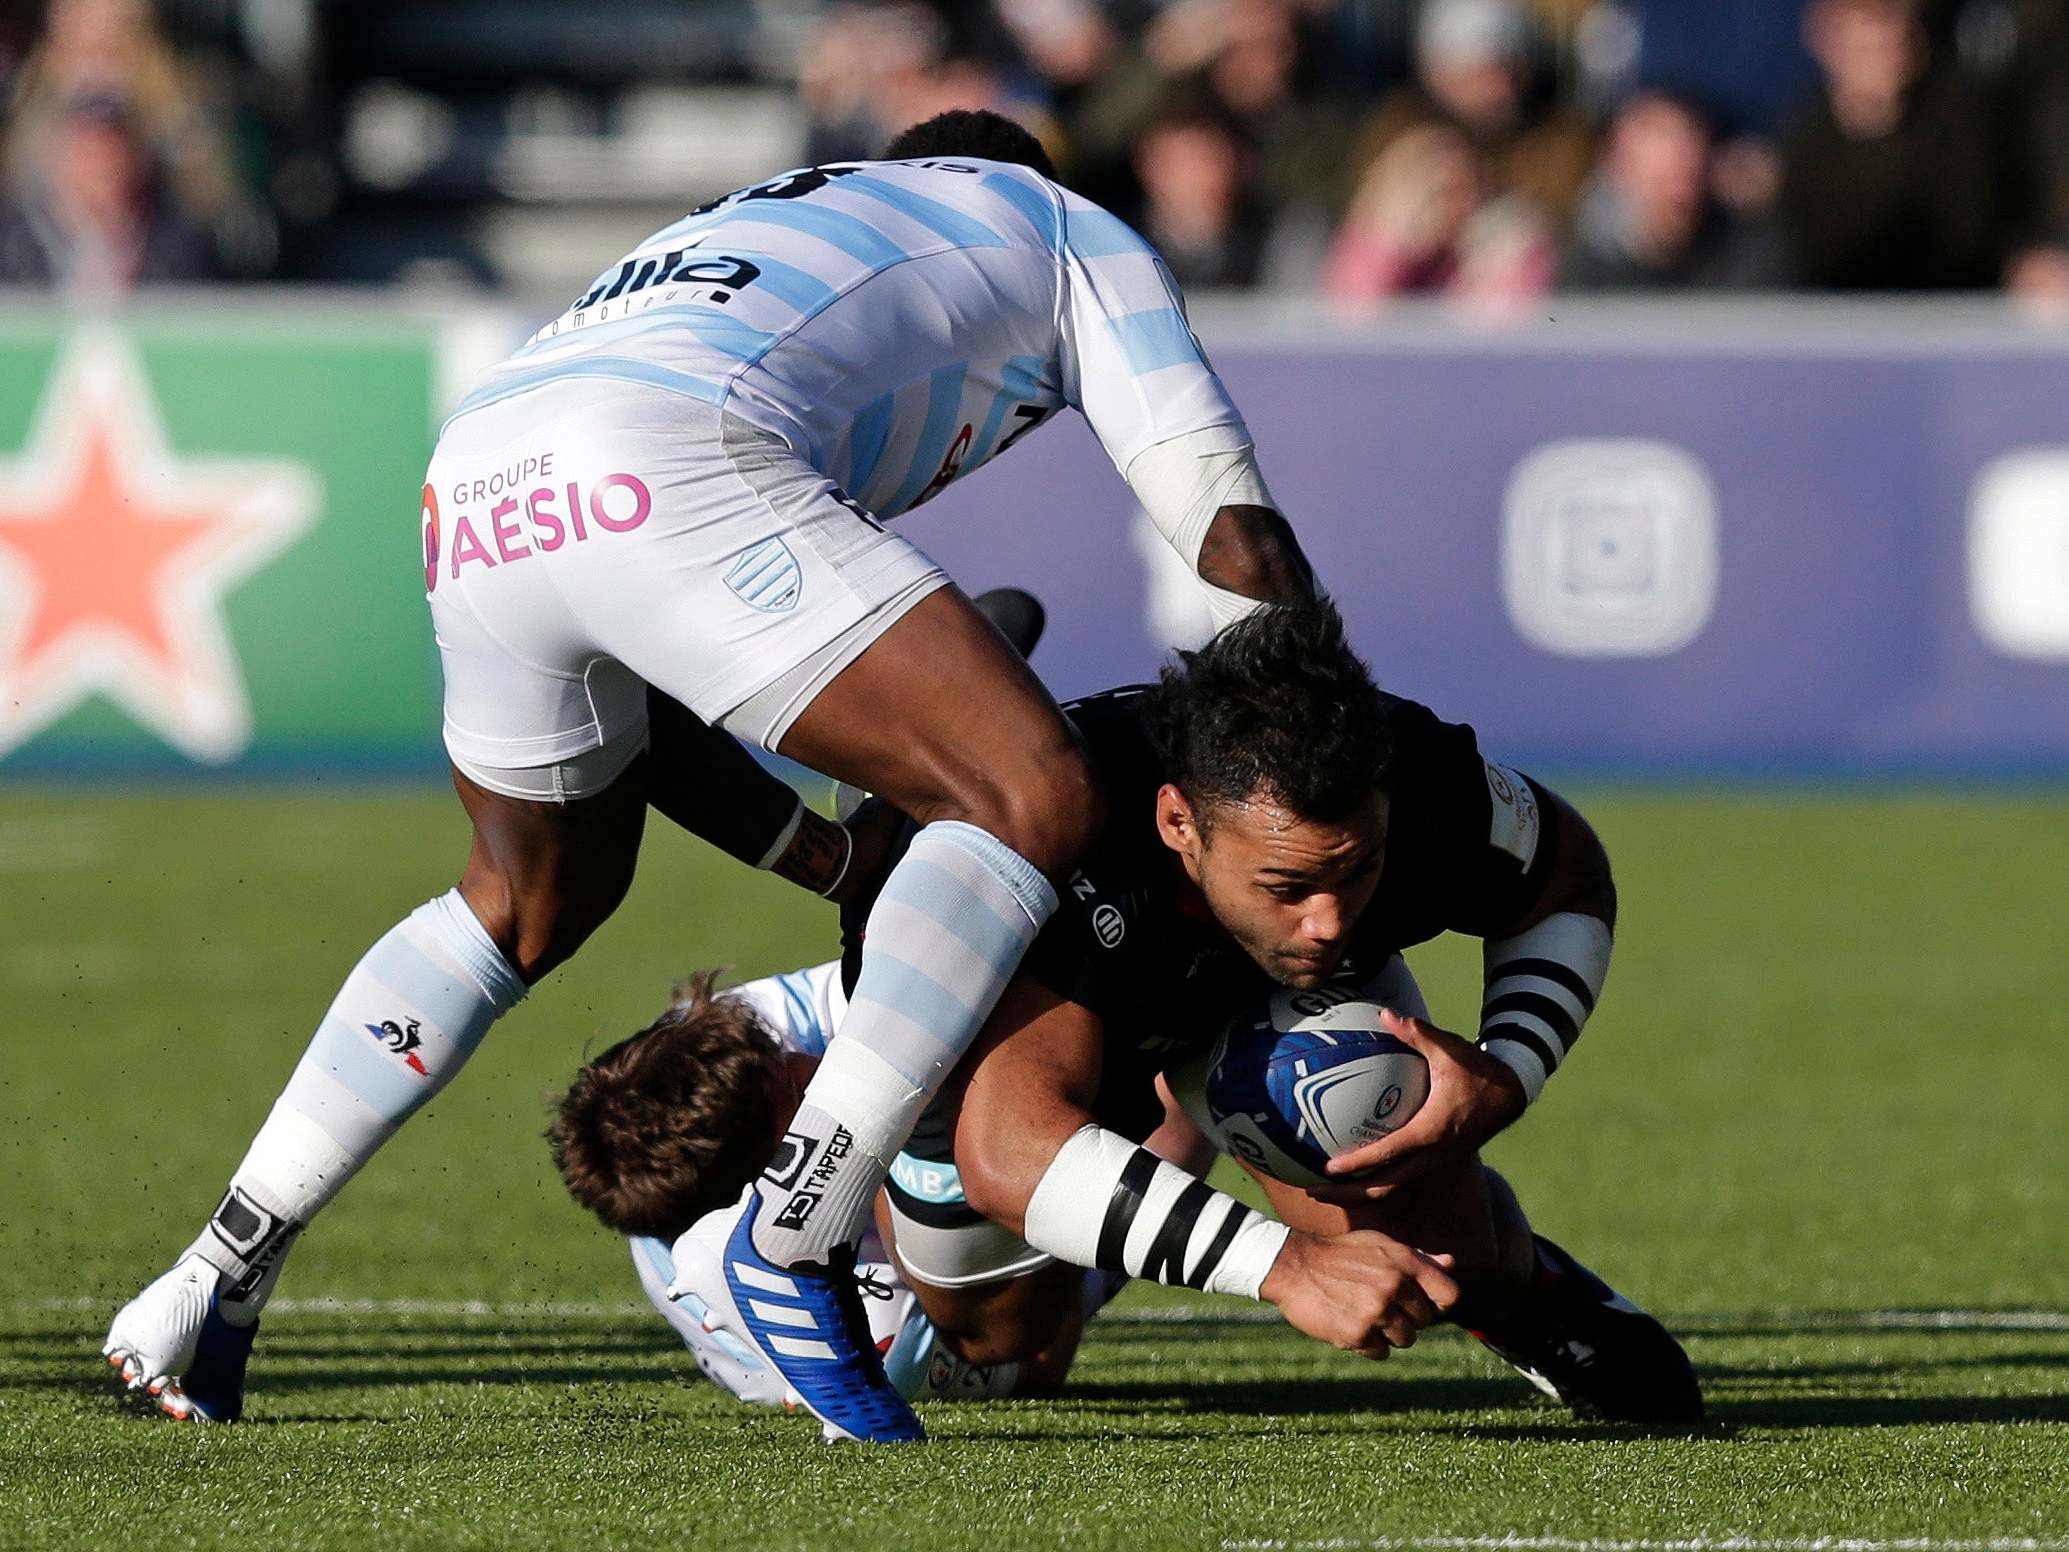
[1270,952,1341,989]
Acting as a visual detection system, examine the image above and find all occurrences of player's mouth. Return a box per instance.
[1274,948,1339,985]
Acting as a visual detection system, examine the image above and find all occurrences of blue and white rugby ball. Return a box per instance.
[1203,983,1430,1187]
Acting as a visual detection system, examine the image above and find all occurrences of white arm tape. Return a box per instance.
[1023,1124,1289,1300]
[752,796,805,870]
[1478,911,1614,1106]
[1123,428,1280,632]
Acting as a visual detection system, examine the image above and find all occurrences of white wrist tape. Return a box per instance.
[1123,428,1279,633]
[752,797,805,870]
[1479,911,1614,1106]
[815,822,854,900]
[1023,1124,1289,1300]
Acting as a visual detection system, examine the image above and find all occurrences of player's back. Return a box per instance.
[447,157,1240,523]
[453,160,1063,518]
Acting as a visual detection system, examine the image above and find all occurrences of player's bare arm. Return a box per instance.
[1316,784,1618,1199]
[1196,503,1312,604]
[643,687,856,898]
[944,974,1461,1363]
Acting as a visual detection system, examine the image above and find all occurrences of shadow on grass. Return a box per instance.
[1066,1372,1526,1417]
[1683,1310,2069,1339]
[1693,1347,2069,1383]
[24,1302,2068,1439]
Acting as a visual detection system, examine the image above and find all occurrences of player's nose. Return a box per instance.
[1299,896,1347,945]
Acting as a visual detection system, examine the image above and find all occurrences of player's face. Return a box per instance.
[1156,783,1387,988]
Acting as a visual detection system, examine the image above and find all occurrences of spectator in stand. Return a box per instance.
[1999,0,2069,306]
[1073,0,1360,238]
[799,5,954,163]
[800,4,1051,173]
[994,0,1123,111]
[1560,89,1790,290]
[1129,92,1268,287]
[1606,0,1821,140]
[1363,0,1596,236]
[1776,0,2001,289]
[2,0,271,278]
[0,90,217,290]
[1323,119,1555,306]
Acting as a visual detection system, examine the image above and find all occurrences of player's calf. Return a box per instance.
[101,771,642,1420]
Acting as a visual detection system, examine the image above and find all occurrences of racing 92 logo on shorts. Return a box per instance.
[724,535,802,613]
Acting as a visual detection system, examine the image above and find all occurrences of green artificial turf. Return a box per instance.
[0,788,2063,1550]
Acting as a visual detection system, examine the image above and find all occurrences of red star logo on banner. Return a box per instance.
[0,328,318,761]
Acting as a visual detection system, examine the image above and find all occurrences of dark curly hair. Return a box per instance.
[1146,598,1391,828]
[547,972,788,1239]
[881,109,1056,180]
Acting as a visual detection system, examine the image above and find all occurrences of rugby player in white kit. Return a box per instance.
[102,110,1313,1442]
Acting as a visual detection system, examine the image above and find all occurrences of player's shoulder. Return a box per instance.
[1021,686,1186,1005]
[1374,690,1545,875]
[1379,689,1485,776]
[869,157,1154,261]
[1062,682,1159,747]
[858,156,1067,249]
[1062,684,1169,811]
[726,962,843,1057]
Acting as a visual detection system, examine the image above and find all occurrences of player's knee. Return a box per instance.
[939,1317,1057,1369]
[1005,1343,1074,1398]
[460,860,632,983]
[933,1289,1072,1369]
[931,744,1104,882]
[954,1130,1035,1230]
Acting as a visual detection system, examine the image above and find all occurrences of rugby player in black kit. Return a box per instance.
[565,600,1703,1423]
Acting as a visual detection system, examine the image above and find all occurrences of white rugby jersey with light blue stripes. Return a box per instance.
[730,961,845,1060]
[448,157,1249,520]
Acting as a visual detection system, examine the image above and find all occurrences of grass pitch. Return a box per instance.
[0,787,2064,1551]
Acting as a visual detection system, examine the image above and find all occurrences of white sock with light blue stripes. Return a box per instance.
[751,820,1056,1266]
[183,890,527,1319]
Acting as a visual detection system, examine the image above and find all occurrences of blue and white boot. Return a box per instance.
[714,1190,925,1443]
[103,1255,256,1422]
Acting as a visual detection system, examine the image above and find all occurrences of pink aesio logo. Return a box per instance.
[438,472,651,583]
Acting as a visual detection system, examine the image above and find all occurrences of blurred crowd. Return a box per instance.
[2,0,2067,307]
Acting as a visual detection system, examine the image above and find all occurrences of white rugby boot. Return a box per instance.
[102,1255,255,1421]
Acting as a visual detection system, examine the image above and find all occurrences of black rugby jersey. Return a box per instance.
[841,683,1557,1087]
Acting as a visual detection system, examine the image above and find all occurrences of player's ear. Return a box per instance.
[1155,783,1202,858]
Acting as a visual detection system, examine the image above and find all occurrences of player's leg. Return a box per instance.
[1247,1153,1700,1422]
[561,424,1094,1439]
[732,584,1096,1262]
[886,1257,1091,1398]
[104,766,646,1419]
[106,385,662,1419]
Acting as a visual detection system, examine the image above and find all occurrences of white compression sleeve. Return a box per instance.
[1479,911,1614,1106]
[1022,1124,1289,1300]
[1122,428,1281,632]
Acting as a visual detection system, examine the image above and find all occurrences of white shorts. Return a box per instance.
[424,381,948,801]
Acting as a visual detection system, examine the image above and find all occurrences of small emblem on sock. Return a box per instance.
[764,1131,817,1192]
[207,1186,303,1296]
[364,1017,428,1075]
[771,1126,854,1233]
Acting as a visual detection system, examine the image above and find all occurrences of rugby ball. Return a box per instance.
[1201,982,1429,1187]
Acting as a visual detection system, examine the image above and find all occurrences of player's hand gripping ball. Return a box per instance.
[1203,981,1430,1186]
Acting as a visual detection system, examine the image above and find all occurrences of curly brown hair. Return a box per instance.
[547,971,789,1239]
